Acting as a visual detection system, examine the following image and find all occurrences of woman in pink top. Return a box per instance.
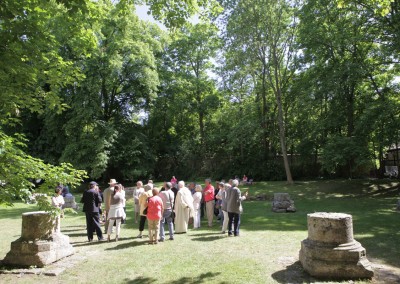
[170,176,177,188]
[147,188,164,244]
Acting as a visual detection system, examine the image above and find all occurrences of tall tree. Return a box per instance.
[164,22,220,147]
[298,0,399,177]
[59,1,162,179]
[220,0,296,183]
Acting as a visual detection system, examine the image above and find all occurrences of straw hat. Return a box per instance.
[108,179,118,185]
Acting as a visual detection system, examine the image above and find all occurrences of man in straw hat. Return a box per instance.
[103,178,117,233]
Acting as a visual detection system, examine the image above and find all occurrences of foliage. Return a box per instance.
[297,0,400,177]
[1,0,400,185]
[0,0,93,206]
[0,0,97,123]
[145,0,222,28]
[0,131,87,206]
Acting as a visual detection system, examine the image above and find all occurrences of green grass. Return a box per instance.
[0,179,399,283]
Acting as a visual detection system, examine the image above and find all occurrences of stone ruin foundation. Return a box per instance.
[272,193,296,212]
[299,212,374,280]
[2,211,74,268]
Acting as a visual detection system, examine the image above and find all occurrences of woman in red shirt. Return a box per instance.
[147,188,164,244]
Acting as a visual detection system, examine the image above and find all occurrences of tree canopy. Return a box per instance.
[1,0,399,199]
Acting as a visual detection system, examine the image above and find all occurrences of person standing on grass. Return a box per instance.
[222,183,231,234]
[160,181,167,192]
[137,183,153,238]
[226,179,247,237]
[203,178,215,227]
[175,181,194,233]
[119,183,126,224]
[158,182,175,241]
[170,176,177,188]
[147,188,164,245]
[192,184,203,229]
[188,182,196,195]
[81,181,104,242]
[216,182,229,234]
[107,184,126,242]
[242,175,248,185]
[59,183,69,197]
[52,186,65,233]
[133,181,144,223]
[96,185,105,223]
[214,181,221,219]
[103,179,117,233]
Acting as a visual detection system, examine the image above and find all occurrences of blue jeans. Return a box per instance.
[218,208,224,225]
[159,209,174,240]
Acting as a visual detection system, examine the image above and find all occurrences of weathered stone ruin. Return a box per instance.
[63,194,79,210]
[2,211,74,268]
[299,212,374,279]
[272,193,296,212]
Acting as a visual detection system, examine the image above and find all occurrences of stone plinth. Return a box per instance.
[2,211,74,268]
[299,212,374,279]
[63,195,79,210]
[272,193,296,212]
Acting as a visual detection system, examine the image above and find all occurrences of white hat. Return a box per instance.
[108,179,118,185]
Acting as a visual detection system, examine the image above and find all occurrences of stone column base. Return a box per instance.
[3,233,74,268]
[299,238,374,279]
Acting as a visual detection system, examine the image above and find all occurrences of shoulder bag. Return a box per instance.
[169,192,175,219]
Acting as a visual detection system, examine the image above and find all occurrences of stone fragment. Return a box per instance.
[272,193,296,213]
[63,195,79,210]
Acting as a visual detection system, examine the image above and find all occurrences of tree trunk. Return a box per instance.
[276,88,293,184]
[199,110,205,146]
[261,65,270,160]
[272,49,293,184]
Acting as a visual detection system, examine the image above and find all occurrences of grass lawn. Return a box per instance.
[0,179,399,283]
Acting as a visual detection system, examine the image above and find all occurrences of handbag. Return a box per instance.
[143,197,150,215]
[169,192,175,219]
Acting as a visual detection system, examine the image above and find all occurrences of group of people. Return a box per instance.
[132,177,248,244]
[79,176,247,244]
[80,179,126,242]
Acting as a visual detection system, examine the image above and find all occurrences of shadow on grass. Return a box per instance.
[167,272,224,284]
[61,229,84,234]
[0,204,37,220]
[124,276,157,284]
[105,239,147,250]
[271,261,314,284]
[190,232,223,237]
[64,232,88,237]
[123,272,224,284]
[357,232,400,268]
[191,235,223,242]
[61,225,85,233]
